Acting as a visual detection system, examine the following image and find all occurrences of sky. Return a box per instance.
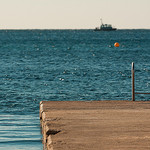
[0,0,150,29]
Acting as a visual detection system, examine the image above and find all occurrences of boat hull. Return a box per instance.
[94,28,117,31]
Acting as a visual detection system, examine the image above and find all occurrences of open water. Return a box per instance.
[0,29,150,149]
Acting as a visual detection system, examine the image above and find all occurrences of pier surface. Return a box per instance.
[40,100,150,150]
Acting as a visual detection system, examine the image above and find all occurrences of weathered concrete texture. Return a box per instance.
[40,101,150,150]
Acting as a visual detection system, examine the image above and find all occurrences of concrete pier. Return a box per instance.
[40,100,150,150]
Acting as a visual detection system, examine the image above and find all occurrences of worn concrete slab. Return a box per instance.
[40,101,150,150]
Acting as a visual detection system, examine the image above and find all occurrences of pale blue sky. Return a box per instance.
[0,0,149,29]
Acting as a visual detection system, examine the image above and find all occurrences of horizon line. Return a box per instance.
[0,28,150,30]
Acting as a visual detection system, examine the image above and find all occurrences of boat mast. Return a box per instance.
[100,18,103,25]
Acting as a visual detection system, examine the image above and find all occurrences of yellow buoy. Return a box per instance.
[114,42,120,47]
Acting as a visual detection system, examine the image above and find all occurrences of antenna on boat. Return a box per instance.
[100,18,103,25]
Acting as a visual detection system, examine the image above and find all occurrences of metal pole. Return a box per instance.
[132,62,135,101]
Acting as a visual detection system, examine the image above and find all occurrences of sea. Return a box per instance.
[0,29,150,149]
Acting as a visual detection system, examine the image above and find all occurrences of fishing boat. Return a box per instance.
[94,19,117,31]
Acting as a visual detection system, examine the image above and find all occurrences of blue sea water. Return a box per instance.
[0,29,150,149]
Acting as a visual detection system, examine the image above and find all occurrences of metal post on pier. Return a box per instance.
[132,62,135,101]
